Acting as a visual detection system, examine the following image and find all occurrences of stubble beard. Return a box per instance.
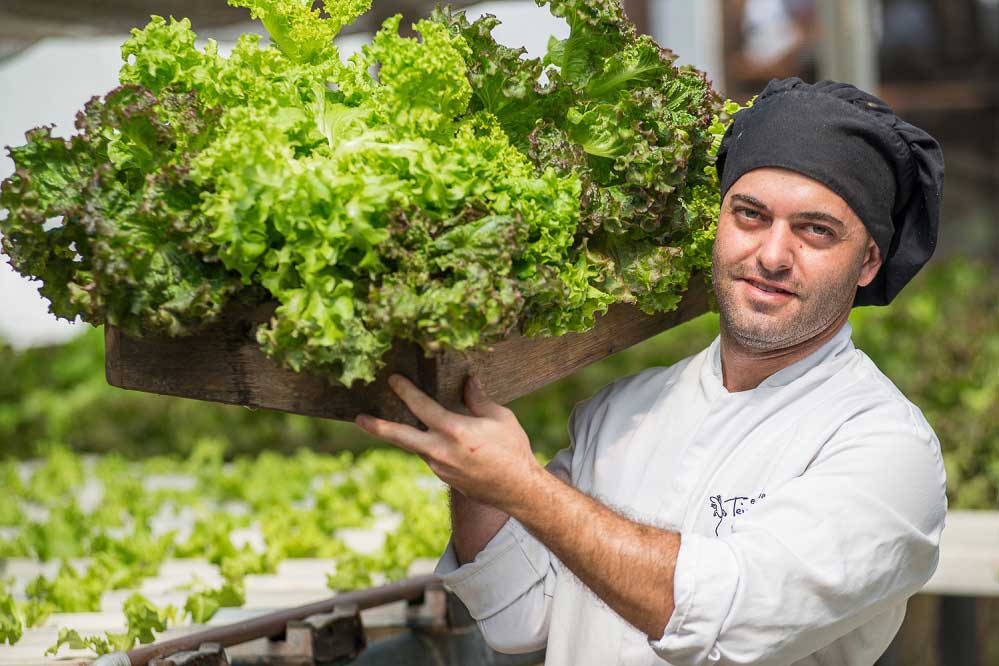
[711,245,863,353]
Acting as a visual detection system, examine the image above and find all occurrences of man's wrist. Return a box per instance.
[499,459,558,523]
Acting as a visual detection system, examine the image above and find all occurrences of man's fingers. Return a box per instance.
[389,374,462,432]
[355,413,438,457]
[464,375,506,420]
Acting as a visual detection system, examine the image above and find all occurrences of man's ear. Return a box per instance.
[857,237,883,288]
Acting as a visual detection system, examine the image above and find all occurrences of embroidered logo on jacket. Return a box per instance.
[709,492,767,536]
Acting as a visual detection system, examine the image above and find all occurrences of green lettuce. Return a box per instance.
[187,11,584,384]
[0,582,22,646]
[45,593,172,656]
[0,84,241,338]
[435,0,724,332]
[0,0,738,388]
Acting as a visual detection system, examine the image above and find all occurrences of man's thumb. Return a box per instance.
[464,375,502,418]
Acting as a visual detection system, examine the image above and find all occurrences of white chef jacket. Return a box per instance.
[434,322,947,666]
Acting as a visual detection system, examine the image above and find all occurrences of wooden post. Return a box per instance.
[647,0,725,94]
[938,596,979,666]
[815,0,878,90]
[622,0,650,35]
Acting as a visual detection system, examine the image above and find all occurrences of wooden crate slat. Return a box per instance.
[432,279,711,411]
[105,279,710,426]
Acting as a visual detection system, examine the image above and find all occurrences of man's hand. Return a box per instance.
[355,372,680,639]
[354,374,544,514]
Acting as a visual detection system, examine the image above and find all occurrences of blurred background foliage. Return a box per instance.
[1,257,996,509]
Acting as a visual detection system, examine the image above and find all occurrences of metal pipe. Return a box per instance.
[94,575,441,666]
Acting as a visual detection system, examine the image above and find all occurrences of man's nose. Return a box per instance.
[756,222,795,274]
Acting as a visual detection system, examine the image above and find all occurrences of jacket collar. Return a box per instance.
[701,321,855,398]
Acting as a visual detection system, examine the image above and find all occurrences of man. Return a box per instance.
[354,78,947,665]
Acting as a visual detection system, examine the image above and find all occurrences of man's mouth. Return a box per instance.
[740,278,795,297]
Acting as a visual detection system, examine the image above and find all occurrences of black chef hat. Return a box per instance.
[716,78,945,306]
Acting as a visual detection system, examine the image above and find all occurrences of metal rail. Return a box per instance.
[94,575,441,666]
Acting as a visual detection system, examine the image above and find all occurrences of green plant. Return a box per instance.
[0,0,731,389]
[184,575,246,624]
[850,259,999,509]
[3,444,451,652]
[0,580,22,645]
[45,593,174,656]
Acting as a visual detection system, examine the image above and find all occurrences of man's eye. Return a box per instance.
[809,224,833,236]
[736,207,762,220]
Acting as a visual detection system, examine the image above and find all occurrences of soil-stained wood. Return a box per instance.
[105,278,710,426]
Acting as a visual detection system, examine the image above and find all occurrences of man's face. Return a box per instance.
[711,167,883,352]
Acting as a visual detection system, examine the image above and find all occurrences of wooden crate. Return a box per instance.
[105,279,710,426]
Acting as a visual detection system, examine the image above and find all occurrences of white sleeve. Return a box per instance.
[433,394,596,654]
[650,410,948,666]
[434,515,558,653]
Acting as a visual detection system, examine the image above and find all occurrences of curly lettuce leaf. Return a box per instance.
[1,0,732,389]
[359,15,472,138]
[584,35,674,99]
[521,248,616,337]
[0,86,241,337]
[119,16,221,95]
[538,59,718,239]
[430,7,571,149]
[228,0,370,64]
[539,0,633,87]
[191,14,585,385]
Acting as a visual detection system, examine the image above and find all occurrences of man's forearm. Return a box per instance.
[357,373,679,637]
[449,486,510,565]
[506,466,680,639]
